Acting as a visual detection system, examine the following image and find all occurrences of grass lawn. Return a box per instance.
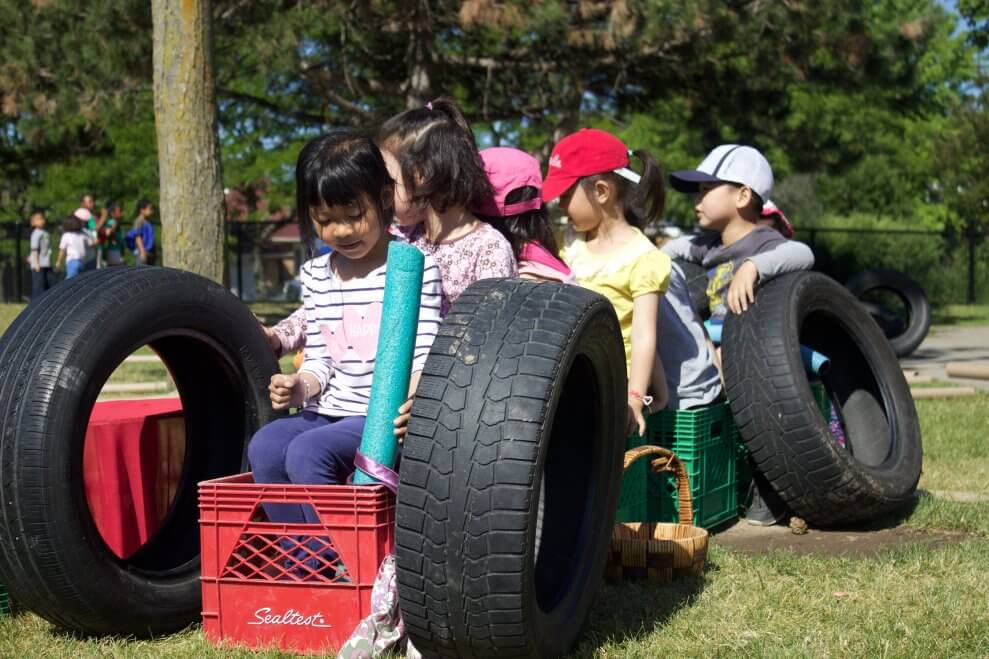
[0,301,987,655]
[0,392,986,656]
[931,304,989,327]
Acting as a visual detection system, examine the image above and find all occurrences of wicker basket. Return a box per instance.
[606,445,710,582]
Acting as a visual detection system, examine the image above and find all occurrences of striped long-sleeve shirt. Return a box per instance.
[299,247,443,417]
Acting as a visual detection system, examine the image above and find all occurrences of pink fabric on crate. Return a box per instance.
[337,555,422,659]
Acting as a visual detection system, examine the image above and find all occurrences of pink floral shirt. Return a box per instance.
[399,222,517,316]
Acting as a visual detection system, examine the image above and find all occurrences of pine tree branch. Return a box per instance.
[217,88,326,124]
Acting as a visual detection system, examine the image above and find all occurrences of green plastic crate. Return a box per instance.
[0,585,9,616]
[616,431,665,522]
[651,401,739,529]
[617,400,739,529]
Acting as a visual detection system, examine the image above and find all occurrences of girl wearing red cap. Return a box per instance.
[543,128,672,435]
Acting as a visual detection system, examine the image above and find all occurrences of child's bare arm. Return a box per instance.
[650,351,670,413]
[629,292,659,436]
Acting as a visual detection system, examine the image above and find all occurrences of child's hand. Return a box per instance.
[269,373,302,410]
[393,396,414,445]
[627,398,647,437]
[728,260,760,314]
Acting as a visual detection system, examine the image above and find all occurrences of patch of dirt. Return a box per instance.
[712,521,970,557]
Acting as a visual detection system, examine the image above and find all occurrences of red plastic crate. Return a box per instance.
[199,473,395,655]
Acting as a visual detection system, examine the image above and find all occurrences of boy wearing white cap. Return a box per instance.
[666,145,814,526]
[665,144,813,320]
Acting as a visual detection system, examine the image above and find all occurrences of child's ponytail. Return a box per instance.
[578,147,666,230]
[624,149,666,230]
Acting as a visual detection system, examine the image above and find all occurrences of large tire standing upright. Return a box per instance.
[722,272,922,527]
[0,267,278,635]
[395,280,627,658]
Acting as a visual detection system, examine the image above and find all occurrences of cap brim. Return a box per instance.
[541,173,580,203]
[669,170,722,194]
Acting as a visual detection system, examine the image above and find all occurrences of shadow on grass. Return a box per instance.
[825,493,921,533]
[570,562,712,656]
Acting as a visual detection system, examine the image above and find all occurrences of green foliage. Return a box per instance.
[0,0,984,233]
[802,213,989,304]
[22,92,159,220]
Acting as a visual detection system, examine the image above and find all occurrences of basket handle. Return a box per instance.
[622,445,694,526]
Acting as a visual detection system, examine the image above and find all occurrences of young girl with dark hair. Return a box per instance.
[378,97,516,315]
[543,128,673,434]
[474,146,573,283]
[247,131,442,566]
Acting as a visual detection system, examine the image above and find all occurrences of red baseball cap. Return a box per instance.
[542,128,634,202]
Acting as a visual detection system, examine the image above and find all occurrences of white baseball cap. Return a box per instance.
[670,144,774,203]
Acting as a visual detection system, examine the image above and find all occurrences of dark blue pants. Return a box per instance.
[247,411,366,525]
[31,268,55,300]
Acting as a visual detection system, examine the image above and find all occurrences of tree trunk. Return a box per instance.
[405,1,434,109]
[151,0,225,283]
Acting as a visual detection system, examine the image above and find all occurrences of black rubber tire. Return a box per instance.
[395,279,626,658]
[722,272,922,527]
[674,259,711,320]
[846,269,931,358]
[0,266,278,636]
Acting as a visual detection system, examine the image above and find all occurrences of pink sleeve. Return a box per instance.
[271,306,307,356]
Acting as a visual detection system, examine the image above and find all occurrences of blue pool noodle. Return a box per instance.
[353,241,424,485]
[704,320,830,376]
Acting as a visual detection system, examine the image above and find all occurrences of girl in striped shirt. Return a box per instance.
[248,130,442,513]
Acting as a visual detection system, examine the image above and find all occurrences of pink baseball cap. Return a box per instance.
[474,147,544,217]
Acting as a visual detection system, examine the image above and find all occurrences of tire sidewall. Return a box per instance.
[776,274,922,497]
[527,299,626,652]
[2,268,277,631]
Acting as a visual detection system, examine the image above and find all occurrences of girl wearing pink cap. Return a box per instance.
[543,128,672,435]
[474,146,574,284]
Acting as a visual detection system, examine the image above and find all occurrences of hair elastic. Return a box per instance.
[426,102,433,111]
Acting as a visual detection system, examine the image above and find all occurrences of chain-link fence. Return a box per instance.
[2,220,986,305]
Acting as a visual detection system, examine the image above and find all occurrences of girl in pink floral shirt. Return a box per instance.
[378,97,516,316]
